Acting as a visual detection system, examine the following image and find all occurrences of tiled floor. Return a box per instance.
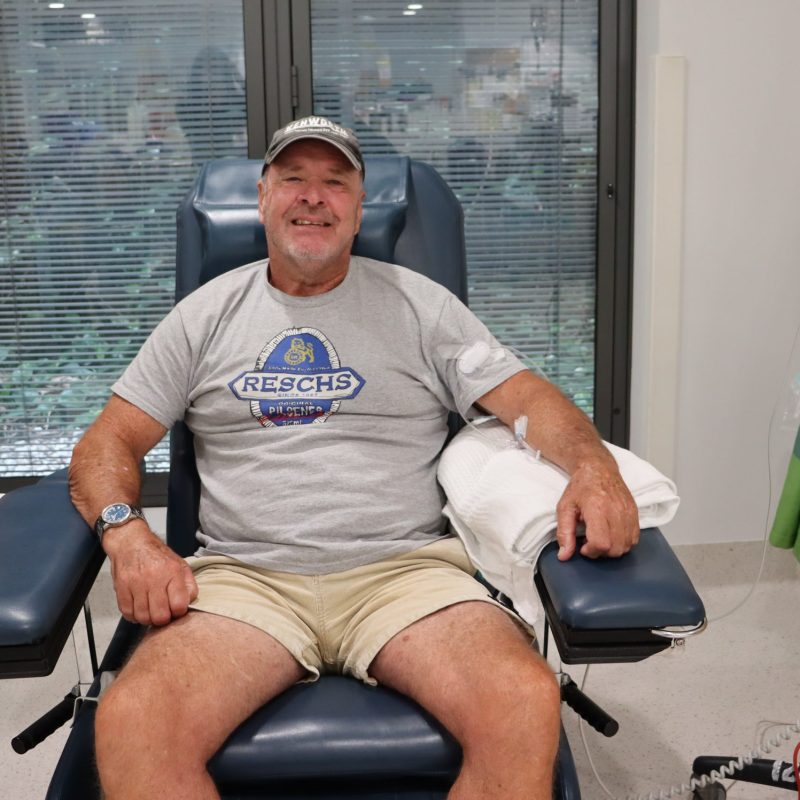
[2,540,798,799]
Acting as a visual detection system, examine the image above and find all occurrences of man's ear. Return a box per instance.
[354,189,365,234]
[257,177,268,227]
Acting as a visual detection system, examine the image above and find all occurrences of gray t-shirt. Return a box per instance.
[113,256,525,573]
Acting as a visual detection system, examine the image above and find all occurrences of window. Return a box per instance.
[309,0,600,413]
[2,0,634,486]
[0,0,247,484]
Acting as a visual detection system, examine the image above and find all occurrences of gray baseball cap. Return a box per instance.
[264,116,365,174]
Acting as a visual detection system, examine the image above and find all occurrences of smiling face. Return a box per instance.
[258,139,365,295]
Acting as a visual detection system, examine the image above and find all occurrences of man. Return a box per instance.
[69,116,639,800]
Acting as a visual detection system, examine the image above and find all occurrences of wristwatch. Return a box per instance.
[94,503,145,541]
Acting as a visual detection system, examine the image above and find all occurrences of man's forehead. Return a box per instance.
[270,139,359,173]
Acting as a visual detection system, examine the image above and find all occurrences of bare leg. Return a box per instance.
[95,611,305,800]
[369,601,560,800]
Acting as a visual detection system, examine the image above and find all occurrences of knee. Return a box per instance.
[461,654,561,746]
[505,655,560,722]
[516,656,561,728]
[95,682,132,789]
[95,680,147,767]
[95,676,200,771]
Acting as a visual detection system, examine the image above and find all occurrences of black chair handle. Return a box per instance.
[560,677,619,737]
[12,690,78,754]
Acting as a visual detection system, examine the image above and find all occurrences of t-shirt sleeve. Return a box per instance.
[111,305,192,429]
[429,294,527,419]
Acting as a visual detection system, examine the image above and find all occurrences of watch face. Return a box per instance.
[102,503,131,524]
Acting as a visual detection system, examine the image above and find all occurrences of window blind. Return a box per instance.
[0,0,246,479]
[309,0,598,413]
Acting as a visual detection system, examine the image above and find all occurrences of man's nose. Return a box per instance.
[297,181,325,205]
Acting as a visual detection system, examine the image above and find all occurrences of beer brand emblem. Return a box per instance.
[228,327,365,427]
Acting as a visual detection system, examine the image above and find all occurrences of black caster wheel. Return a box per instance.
[692,780,726,800]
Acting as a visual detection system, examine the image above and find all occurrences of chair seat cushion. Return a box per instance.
[208,676,461,786]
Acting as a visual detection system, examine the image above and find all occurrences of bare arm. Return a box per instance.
[69,394,197,625]
[476,370,639,560]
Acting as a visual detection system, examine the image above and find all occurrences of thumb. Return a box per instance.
[556,499,578,561]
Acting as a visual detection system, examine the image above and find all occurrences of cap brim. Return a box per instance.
[266,133,363,172]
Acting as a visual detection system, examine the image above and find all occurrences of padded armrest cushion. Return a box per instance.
[536,527,705,630]
[539,528,705,630]
[534,528,705,664]
[0,469,103,677]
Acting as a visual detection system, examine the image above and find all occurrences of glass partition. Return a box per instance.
[310,0,598,413]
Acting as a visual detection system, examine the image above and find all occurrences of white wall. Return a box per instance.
[631,0,800,544]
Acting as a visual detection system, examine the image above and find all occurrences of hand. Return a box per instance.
[103,520,199,626]
[555,460,640,561]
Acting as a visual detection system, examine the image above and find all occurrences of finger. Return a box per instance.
[182,562,199,603]
[115,582,135,622]
[166,575,190,620]
[583,510,635,558]
[627,502,641,549]
[580,538,609,558]
[612,500,640,554]
[147,585,173,627]
[580,512,612,559]
[555,499,578,561]
[630,523,641,548]
[132,584,152,626]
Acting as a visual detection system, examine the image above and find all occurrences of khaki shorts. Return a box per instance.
[187,537,532,685]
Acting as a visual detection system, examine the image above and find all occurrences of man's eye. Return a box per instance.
[327,179,344,186]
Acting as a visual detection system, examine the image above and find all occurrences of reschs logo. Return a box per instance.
[228,327,365,427]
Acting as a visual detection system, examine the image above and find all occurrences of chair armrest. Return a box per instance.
[0,469,104,678]
[534,527,706,665]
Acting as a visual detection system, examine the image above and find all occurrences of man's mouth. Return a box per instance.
[292,219,331,227]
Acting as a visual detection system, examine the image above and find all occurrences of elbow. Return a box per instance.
[68,433,92,509]
[68,433,106,528]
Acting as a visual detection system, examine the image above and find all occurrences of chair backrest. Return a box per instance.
[167,156,467,556]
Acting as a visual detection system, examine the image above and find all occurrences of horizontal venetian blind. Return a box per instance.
[310,0,597,413]
[0,0,246,480]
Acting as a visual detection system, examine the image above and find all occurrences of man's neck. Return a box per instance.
[267,255,350,297]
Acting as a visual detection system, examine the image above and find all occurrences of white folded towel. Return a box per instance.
[437,418,680,625]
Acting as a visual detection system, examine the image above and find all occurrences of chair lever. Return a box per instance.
[11,686,80,754]
[559,676,619,737]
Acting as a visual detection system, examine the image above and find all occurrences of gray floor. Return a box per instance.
[2,540,798,799]
[555,541,800,800]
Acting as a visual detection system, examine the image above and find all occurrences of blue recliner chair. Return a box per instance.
[0,156,706,799]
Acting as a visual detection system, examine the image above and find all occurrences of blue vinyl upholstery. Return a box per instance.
[538,529,704,630]
[0,470,103,677]
[175,156,466,303]
[535,529,706,665]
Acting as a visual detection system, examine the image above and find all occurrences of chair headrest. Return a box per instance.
[179,156,412,292]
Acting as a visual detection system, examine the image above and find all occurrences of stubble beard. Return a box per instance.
[272,223,350,273]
